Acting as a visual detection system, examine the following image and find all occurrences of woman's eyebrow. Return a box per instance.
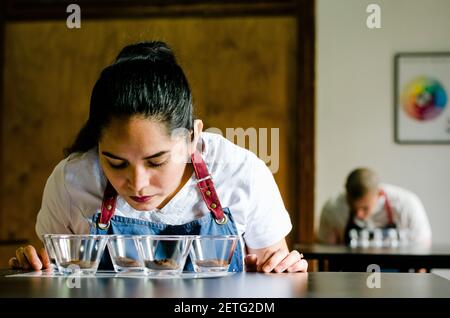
[143,151,170,159]
[101,151,169,160]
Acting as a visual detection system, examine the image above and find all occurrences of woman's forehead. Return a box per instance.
[104,116,168,137]
[99,116,174,151]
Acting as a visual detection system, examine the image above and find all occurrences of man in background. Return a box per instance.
[317,168,432,246]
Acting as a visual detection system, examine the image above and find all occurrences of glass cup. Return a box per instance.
[386,228,399,248]
[372,229,383,247]
[348,229,359,248]
[137,235,192,276]
[50,234,109,275]
[42,234,58,271]
[107,235,144,272]
[359,229,370,248]
[189,235,239,272]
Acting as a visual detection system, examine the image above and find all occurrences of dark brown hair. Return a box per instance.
[65,41,193,156]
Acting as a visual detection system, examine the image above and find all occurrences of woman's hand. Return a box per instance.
[245,239,308,273]
[8,245,51,271]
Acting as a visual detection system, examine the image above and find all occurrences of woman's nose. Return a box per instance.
[128,167,150,192]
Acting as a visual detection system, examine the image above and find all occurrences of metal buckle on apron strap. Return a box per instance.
[95,220,111,230]
[214,214,228,225]
[196,175,211,183]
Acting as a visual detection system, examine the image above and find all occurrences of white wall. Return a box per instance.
[316,0,450,244]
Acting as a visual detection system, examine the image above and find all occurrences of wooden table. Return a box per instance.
[295,243,450,272]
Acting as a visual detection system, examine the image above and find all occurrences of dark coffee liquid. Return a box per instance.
[145,259,180,270]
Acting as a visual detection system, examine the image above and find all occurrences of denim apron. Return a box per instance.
[344,190,397,245]
[90,151,243,272]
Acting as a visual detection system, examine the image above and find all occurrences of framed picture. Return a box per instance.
[394,53,450,144]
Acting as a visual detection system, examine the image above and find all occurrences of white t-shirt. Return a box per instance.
[317,183,432,245]
[35,132,292,249]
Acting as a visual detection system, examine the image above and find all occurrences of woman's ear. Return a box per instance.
[190,119,203,154]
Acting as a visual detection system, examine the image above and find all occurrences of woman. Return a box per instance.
[9,41,307,273]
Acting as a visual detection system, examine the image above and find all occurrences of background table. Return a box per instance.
[1,270,450,298]
[295,243,450,272]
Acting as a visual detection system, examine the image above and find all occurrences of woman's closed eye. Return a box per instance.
[108,160,128,169]
[147,160,167,168]
[107,160,167,169]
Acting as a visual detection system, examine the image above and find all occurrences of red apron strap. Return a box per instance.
[99,181,118,226]
[191,151,225,221]
[380,190,394,226]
